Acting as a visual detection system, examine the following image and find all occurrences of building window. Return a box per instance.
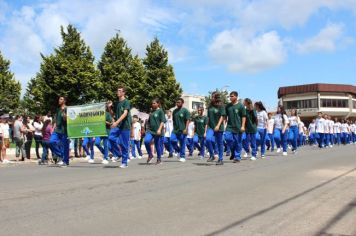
[192,101,203,110]
[321,99,348,108]
[283,99,318,109]
[353,100,356,109]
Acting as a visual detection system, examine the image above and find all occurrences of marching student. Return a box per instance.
[328,115,335,147]
[351,121,356,144]
[315,112,326,148]
[194,106,208,159]
[323,115,331,148]
[298,117,305,147]
[130,115,143,159]
[255,101,268,158]
[49,96,70,166]
[224,91,246,163]
[83,137,95,163]
[288,109,299,153]
[144,98,166,165]
[266,113,275,151]
[94,101,113,165]
[109,86,132,168]
[186,120,196,157]
[163,110,174,158]
[333,118,341,145]
[206,92,226,165]
[244,98,258,160]
[171,98,190,163]
[308,119,317,146]
[340,120,349,145]
[274,105,289,156]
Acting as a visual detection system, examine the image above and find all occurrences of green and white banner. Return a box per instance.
[67,103,107,138]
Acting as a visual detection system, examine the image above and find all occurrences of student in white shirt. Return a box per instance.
[351,121,356,144]
[288,109,300,153]
[255,101,268,157]
[323,114,331,147]
[187,120,195,156]
[298,120,305,147]
[340,120,349,145]
[328,115,335,147]
[131,115,142,159]
[0,118,12,163]
[274,105,289,156]
[333,118,341,145]
[33,115,44,160]
[308,119,317,145]
[266,113,275,152]
[315,112,326,148]
[164,110,174,157]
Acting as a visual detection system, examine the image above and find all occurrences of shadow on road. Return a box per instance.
[205,167,356,236]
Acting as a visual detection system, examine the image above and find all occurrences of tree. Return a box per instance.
[203,89,229,108]
[98,34,144,103]
[24,25,101,114]
[0,51,21,114]
[138,37,182,113]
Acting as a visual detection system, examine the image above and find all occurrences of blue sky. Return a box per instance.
[1,0,356,110]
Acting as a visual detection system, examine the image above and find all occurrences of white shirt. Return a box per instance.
[329,120,334,134]
[351,124,356,134]
[267,118,274,134]
[257,110,268,129]
[298,121,305,133]
[324,120,330,133]
[334,122,341,133]
[341,123,349,133]
[1,123,10,138]
[308,123,316,134]
[132,122,141,141]
[164,118,173,138]
[33,121,43,136]
[289,116,299,126]
[274,114,289,129]
[187,121,195,138]
[315,117,325,133]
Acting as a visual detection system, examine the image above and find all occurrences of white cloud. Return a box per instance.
[209,29,286,73]
[296,24,345,53]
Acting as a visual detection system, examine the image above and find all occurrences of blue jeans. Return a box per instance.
[164,137,173,156]
[224,131,243,160]
[197,136,206,156]
[131,140,142,158]
[49,132,69,165]
[144,133,163,160]
[274,128,287,152]
[95,137,109,160]
[82,137,94,160]
[206,128,224,161]
[171,133,187,158]
[267,133,275,151]
[257,128,267,155]
[289,125,298,151]
[41,141,51,162]
[109,128,130,165]
[245,133,257,157]
[317,133,325,148]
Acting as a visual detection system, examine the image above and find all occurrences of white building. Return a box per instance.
[181,94,205,112]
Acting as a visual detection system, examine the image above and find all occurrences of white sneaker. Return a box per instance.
[256,151,259,156]
[282,152,288,156]
[112,157,118,163]
[243,153,249,158]
[102,159,109,165]
[2,159,12,164]
[261,155,265,159]
[276,148,281,153]
[127,158,130,163]
[138,155,143,159]
[174,153,178,157]
[250,157,257,161]
[329,145,333,148]
[57,161,64,165]
[119,164,128,168]
[179,158,186,163]
[84,155,90,161]
[288,145,292,150]
[292,150,297,154]
[88,159,95,164]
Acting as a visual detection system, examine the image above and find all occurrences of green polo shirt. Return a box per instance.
[113,99,131,131]
[55,107,67,134]
[225,102,246,133]
[173,107,190,134]
[208,105,226,132]
[245,109,257,134]
[147,108,166,136]
[105,112,113,135]
[194,115,208,137]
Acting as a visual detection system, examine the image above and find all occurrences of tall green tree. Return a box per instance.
[138,37,182,113]
[24,25,101,113]
[203,89,229,108]
[0,51,21,114]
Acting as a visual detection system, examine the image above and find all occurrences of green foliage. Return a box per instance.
[203,89,229,107]
[24,25,101,114]
[0,51,21,114]
[137,37,182,113]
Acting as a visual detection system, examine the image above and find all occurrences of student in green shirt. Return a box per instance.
[109,86,132,168]
[224,91,246,163]
[194,106,208,159]
[49,96,70,166]
[171,98,190,163]
[95,101,113,165]
[144,98,166,165]
[206,92,226,165]
[244,98,258,161]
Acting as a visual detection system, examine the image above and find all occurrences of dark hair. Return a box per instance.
[244,98,257,124]
[118,86,126,93]
[210,92,223,107]
[152,98,161,105]
[254,101,266,112]
[277,105,287,125]
[34,115,41,123]
[176,98,184,103]
[42,119,52,136]
[59,96,67,102]
[290,109,298,116]
[133,115,138,119]
[230,91,238,97]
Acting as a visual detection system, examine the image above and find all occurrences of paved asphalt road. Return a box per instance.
[1,145,356,236]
